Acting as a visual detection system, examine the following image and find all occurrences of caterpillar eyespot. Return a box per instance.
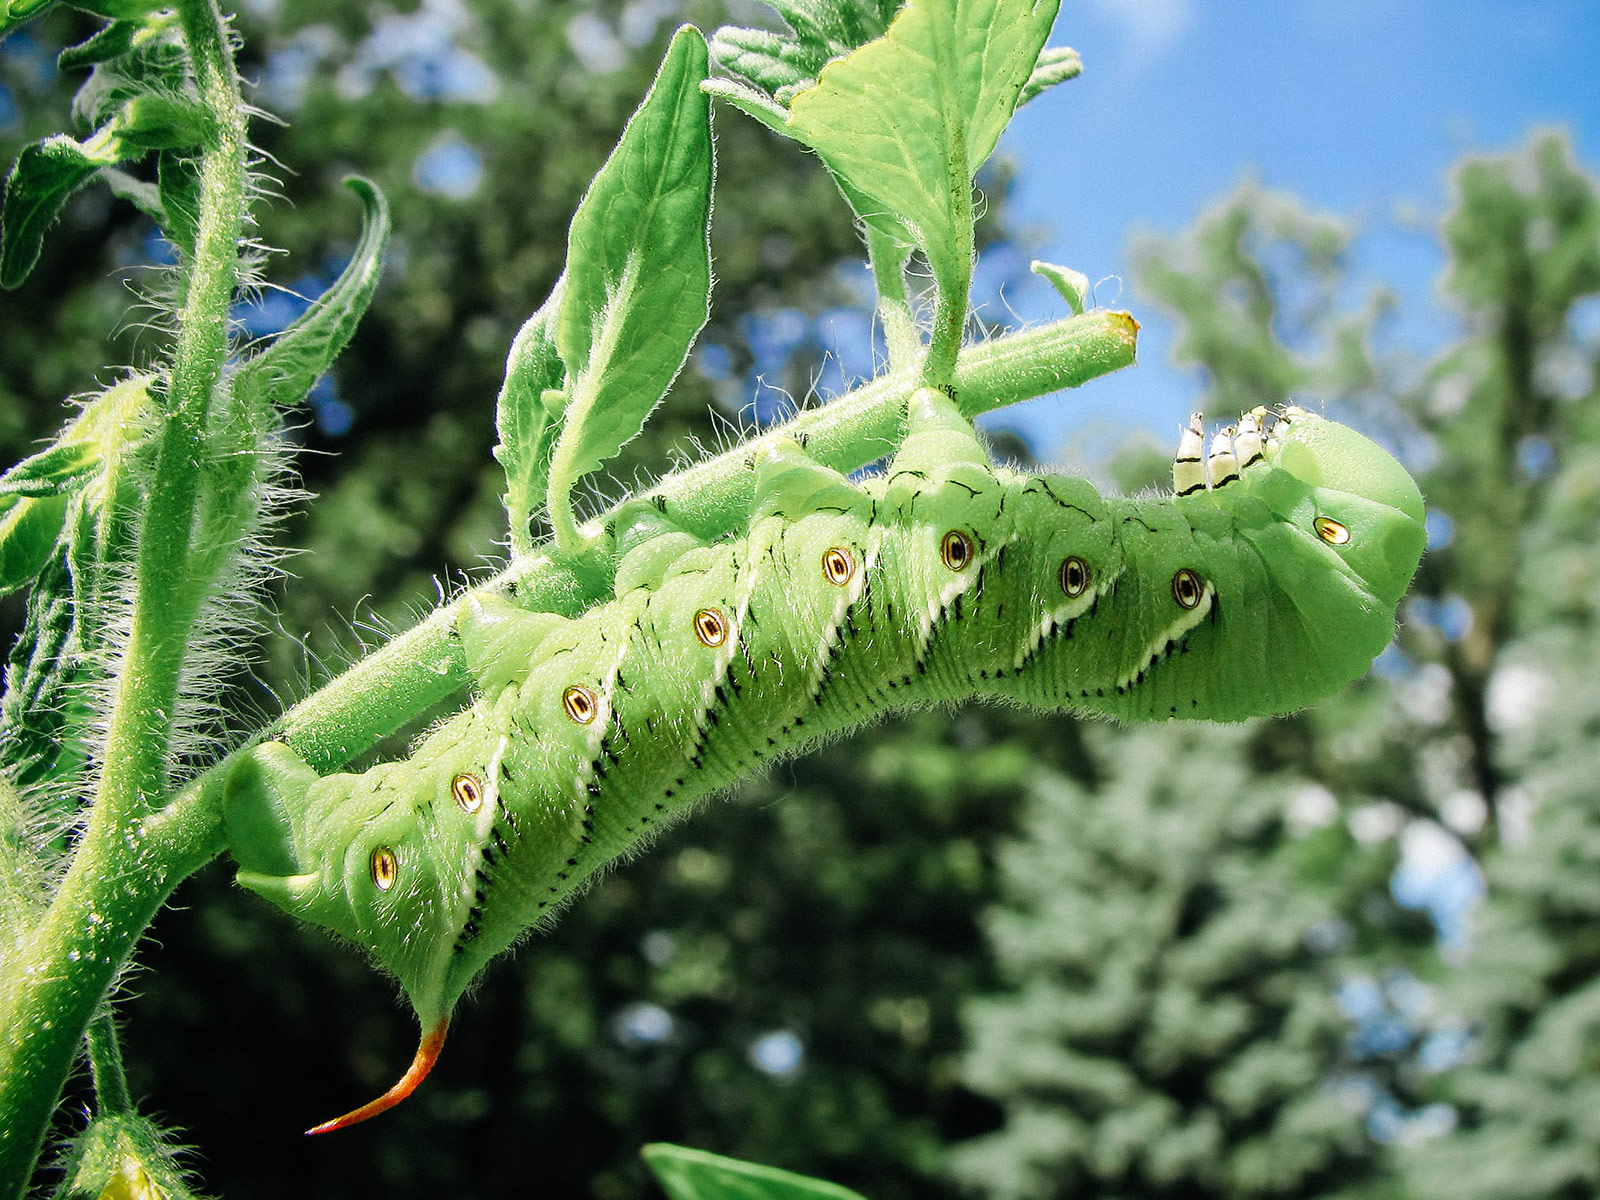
[1315,516,1351,545]
[561,685,598,724]
[693,608,728,647]
[1059,556,1089,597]
[821,546,855,586]
[452,774,483,814]
[223,394,1425,1134]
[1171,568,1204,610]
[940,530,974,571]
[370,847,398,891]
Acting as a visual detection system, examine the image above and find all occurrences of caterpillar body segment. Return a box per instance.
[223,389,1425,1129]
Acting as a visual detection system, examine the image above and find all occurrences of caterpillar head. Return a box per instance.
[1251,409,1426,608]
[1014,407,1425,722]
[225,739,513,1133]
[1168,407,1425,719]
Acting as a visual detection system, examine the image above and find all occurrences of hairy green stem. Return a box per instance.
[921,50,974,388]
[140,305,1136,855]
[86,1014,130,1117]
[865,223,917,368]
[0,0,249,1190]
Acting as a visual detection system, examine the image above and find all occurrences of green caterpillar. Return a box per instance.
[223,390,1424,1131]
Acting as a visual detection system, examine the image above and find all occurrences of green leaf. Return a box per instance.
[0,0,58,39]
[68,18,188,131]
[99,166,163,226]
[0,494,68,598]
[546,25,713,552]
[1019,44,1082,105]
[0,499,90,792]
[708,0,897,112]
[57,18,140,70]
[784,0,1059,287]
[709,27,827,97]
[71,0,173,20]
[494,276,567,556]
[0,374,151,797]
[231,178,390,417]
[115,92,208,150]
[0,372,154,595]
[154,150,199,255]
[0,428,103,598]
[1,129,130,288]
[1031,259,1089,314]
[764,0,861,50]
[643,1145,871,1200]
[0,437,103,505]
[700,77,790,135]
[0,37,202,286]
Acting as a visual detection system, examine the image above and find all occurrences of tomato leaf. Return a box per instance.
[494,276,566,555]
[643,1145,871,1200]
[784,0,1058,295]
[1,131,128,288]
[545,25,713,551]
[230,178,389,418]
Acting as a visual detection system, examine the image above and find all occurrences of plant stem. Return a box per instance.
[921,47,974,388]
[865,223,918,368]
[0,0,248,1190]
[135,309,1138,953]
[144,306,1137,809]
[85,1013,130,1117]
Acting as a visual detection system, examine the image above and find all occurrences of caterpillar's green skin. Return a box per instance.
[225,391,1423,1105]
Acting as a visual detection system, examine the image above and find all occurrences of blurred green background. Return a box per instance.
[2,2,1598,1198]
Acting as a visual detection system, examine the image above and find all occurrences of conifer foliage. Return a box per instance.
[951,725,1393,1199]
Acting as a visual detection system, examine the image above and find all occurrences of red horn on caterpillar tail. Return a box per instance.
[305,1018,449,1135]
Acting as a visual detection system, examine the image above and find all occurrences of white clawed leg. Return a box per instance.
[1173,412,1207,496]
[1207,426,1240,488]
[1234,410,1264,468]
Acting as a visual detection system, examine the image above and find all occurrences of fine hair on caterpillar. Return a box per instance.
[223,388,1425,1132]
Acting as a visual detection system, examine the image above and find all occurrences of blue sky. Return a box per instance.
[236,0,1599,463]
[983,0,1600,456]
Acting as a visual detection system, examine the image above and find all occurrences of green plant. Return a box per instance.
[0,0,1425,1194]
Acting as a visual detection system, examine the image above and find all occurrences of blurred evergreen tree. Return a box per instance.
[1384,132,1600,1200]
[951,724,1404,1199]
[946,185,1443,1200]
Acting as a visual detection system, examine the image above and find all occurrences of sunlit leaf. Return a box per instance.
[546,25,712,550]
[1031,260,1089,314]
[0,438,103,505]
[643,1145,871,1200]
[1,131,129,288]
[784,0,1058,294]
[494,276,566,555]
[0,372,153,596]
[1019,45,1081,105]
[0,494,68,598]
[708,27,825,97]
[230,177,389,417]
[700,77,788,135]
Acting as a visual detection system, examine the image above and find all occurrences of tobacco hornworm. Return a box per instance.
[223,390,1425,1130]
